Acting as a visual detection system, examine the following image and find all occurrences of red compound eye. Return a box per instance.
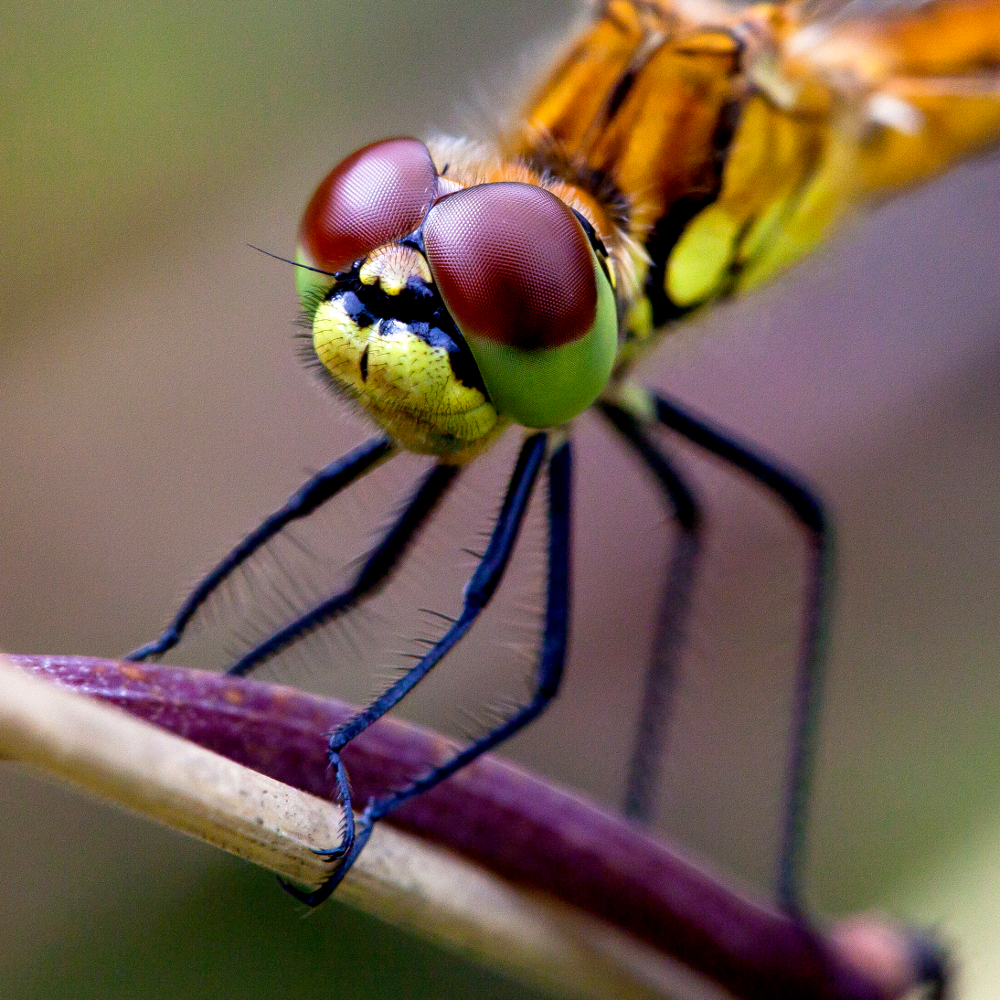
[299,137,437,273]
[423,182,597,351]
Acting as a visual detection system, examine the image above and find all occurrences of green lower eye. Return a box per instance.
[463,251,618,428]
[422,181,620,429]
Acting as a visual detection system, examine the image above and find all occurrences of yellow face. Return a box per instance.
[310,242,505,463]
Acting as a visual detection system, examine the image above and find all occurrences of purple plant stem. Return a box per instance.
[11,654,899,1000]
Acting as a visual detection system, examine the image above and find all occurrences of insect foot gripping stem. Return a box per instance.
[278,750,358,906]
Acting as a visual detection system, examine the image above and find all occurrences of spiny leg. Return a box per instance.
[127,435,395,662]
[226,460,460,677]
[615,386,948,986]
[646,389,829,916]
[597,401,703,825]
[284,431,556,906]
[365,438,571,808]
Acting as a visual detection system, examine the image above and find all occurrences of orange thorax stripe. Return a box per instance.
[503,0,1000,346]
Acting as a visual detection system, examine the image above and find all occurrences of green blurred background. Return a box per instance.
[2,1,1000,996]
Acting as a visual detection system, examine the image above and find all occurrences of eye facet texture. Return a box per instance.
[423,182,598,351]
[299,137,437,274]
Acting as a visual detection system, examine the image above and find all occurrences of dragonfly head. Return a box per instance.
[296,137,619,460]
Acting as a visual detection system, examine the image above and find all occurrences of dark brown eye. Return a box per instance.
[423,182,597,351]
[299,137,437,273]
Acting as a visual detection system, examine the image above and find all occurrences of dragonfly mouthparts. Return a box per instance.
[310,258,504,461]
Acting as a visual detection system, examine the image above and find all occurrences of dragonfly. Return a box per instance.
[127,0,1000,944]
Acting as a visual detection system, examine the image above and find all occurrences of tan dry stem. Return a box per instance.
[0,654,705,1000]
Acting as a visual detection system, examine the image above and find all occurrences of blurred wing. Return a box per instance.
[713,0,1000,296]
[513,0,1000,321]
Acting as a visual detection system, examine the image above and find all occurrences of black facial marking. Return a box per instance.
[326,265,489,397]
[359,343,369,381]
[339,288,376,329]
[405,274,435,300]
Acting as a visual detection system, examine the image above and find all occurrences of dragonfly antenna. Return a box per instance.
[244,243,335,277]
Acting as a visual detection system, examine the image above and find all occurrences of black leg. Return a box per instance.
[127,435,394,662]
[911,936,949,1000]
[597,401,703,824]
[226,460,460,676]
[648,390,830,915]
[366,437,571,812]
[284,432,559,906]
